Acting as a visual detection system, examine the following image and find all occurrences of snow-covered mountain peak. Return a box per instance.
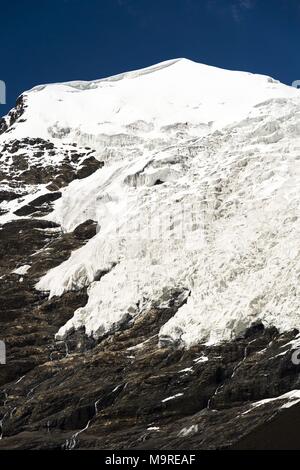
[2,59,300,348]
[31,58,184,91]
[1,58,298,147]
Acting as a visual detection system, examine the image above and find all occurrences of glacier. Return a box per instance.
[2,58,300,347]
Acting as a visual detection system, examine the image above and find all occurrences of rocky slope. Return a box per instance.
[1,59,300,449]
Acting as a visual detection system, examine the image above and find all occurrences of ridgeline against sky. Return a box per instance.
[0,0,300,116]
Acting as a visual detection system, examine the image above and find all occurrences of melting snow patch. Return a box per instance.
[281,399,300,409]
[178,367,193,373]
[161,393,184,403]
[178,424,198,437]
[12,265,31,275]
[242,390,300,415]
[193,356,209,364]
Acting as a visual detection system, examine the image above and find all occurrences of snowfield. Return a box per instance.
[3,58,300,346]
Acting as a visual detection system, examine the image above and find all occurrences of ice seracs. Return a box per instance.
[3,58,300,347]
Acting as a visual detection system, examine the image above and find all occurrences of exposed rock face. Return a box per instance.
[0,136,104,221]
[13,192,62,217]
[0,95,27,135]
[1,292,300,450]
[0,137,103,188]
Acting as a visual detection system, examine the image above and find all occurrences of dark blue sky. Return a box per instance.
[1,0,299,117]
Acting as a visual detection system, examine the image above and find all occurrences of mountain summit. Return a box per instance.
[1,58,297,142]
[1,60,300,449]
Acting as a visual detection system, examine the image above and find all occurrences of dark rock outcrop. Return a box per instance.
[1,293,300,450]
[0,217,97,390]
[14,192,62,217]
[0,138,104,223]
[0,95,27,135]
